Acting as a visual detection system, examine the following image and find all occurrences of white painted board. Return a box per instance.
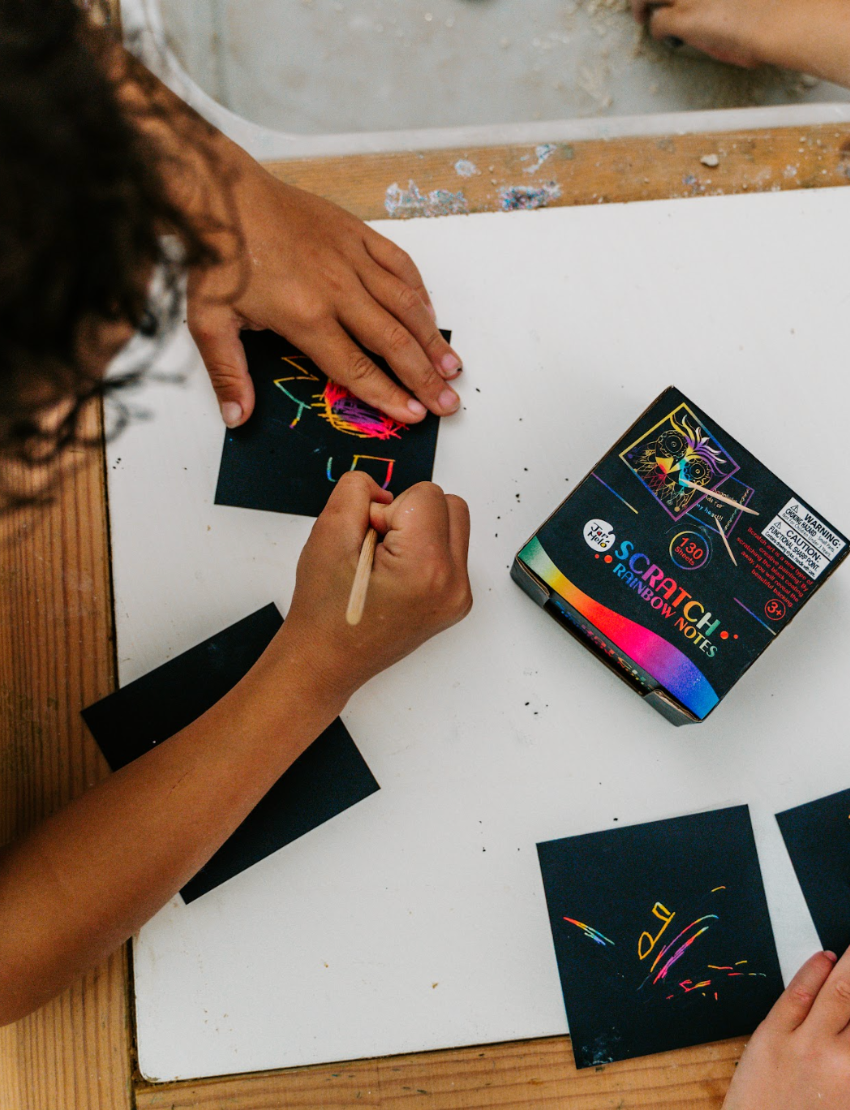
[107,188,850,1082]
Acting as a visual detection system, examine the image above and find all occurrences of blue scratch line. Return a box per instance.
[591,472,639,514]
[734,597,777,636]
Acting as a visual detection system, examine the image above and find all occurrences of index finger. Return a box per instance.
[632,0,671,23]
[806,946,850,1036]
[445,494,471,568]
[363,230,436,321]
[300,324,430,424]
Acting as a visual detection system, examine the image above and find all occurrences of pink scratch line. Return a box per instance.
[650,915,718,974]
[317,382,406,440]
[653,925,713,983]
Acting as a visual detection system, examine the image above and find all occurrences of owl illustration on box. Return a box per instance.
[620,405,739,520]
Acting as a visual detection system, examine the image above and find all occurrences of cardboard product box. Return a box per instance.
[512,386,848,725]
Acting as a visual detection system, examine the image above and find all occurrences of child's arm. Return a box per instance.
[110,46,463,429]
[0,473,471,1025]
[633,0,850,88]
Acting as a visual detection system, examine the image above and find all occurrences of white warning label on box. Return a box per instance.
[763,515,831,579]
[776,499,846,561]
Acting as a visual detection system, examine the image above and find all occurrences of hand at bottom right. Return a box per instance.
[723,948,850,1108]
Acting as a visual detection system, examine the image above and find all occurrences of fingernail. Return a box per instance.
[407,398,427,417]
[438,387,459,413]
[440,352,462,377]
[221,401,243,428]
[825,951,838,962]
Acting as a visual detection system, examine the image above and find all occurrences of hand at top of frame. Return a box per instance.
[278,471,472,706]
[721,948,850,1109]
[186,139,463,429]
[630,0,850,83]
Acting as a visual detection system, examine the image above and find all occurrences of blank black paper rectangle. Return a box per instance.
[537,806,783,1069]
[215,330,447,517]
[777,789,850,956]
[82,603,379,903]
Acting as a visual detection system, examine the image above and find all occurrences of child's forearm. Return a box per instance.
[0,627,344,1026]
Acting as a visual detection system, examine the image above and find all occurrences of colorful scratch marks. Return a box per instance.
[326,455,396,490]
[315,381,405,441]
[215,330,445,518]
[274,378,406,441]
[563,918,615,947]
[637,901,675,962]
[537,806,783,1068]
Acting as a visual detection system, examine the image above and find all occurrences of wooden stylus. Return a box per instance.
[714,514,738,566]
[678,476,759,516]
[346,527,378,626]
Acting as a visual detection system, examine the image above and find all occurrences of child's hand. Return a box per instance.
[280,472,472,703]
[111,48,462,428]
[631,0,767,67]
[631,0,850,82]
[723,949,850,1108]
[187,147,463,429]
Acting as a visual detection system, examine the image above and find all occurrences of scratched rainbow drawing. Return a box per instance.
[315,381,406,440]
[620,404,740,521]
[326,454,396,490]
[274,375,407,442]
[562,887,766,1006]
[216,329,442,519]
[562,918,616,947]
[272,359,407,485]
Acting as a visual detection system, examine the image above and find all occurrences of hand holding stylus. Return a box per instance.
[282,473,472,702]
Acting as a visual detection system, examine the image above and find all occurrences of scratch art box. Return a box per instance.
[512,387,848,725]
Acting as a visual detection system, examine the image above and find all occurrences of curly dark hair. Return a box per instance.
[0,0,227,506]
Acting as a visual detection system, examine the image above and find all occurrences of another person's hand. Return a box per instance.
[722,949,850,1108]
[281,472,471,701]
[187,144,463,429]
[631,0,765,66]
[631,0,850,81]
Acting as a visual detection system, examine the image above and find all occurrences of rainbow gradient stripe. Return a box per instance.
[520,536,719,719]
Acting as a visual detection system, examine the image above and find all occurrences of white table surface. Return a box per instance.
[107,187,850,1082]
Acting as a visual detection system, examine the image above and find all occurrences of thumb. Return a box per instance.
[189,314,256,427]
[370,486,412,536]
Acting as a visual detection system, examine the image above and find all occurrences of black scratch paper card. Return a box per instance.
[536,805,783,1068]
[777,788,850,957]
[215,329,448,517]
[82,603,379,903]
